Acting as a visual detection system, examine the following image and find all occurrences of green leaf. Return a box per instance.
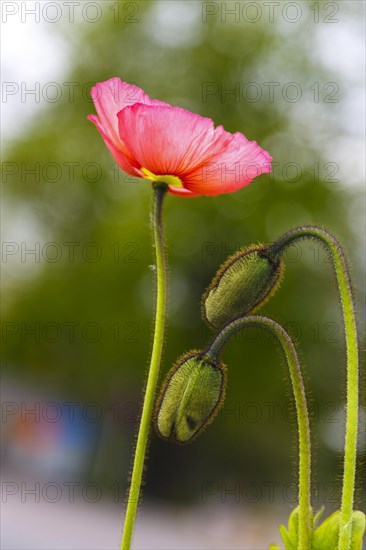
[278,507,299,549]
[312,510,365,550]
[312,510,340,549]
[273,508,365,549]
[349,511,366,550]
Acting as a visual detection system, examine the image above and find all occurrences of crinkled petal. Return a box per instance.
[87,114,142,177]
[118,104,234,176]
[181,132,272,196]
[90,78,167,145]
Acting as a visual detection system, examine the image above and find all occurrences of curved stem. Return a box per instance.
[121,183,168,550]
[206,315,312,550]
[269,226,359,550]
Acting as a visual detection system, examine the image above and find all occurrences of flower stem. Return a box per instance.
[206,315,312,549]
[120,183,168,550]
[269,226,359,550]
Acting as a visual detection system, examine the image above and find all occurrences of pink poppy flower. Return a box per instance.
[88,78,272,197]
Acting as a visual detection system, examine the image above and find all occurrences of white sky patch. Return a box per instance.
[314,11,365,82]
[1,4,70,146]
[323,136,366,189]
[145,1,202,48]
[312,10,366,189]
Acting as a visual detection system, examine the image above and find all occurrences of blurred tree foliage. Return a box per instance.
[2,0,364,511]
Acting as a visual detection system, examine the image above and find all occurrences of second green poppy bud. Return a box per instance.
[154,352,226,444]
[202,244,284,330]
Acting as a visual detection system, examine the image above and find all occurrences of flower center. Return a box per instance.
[141,168,183,188]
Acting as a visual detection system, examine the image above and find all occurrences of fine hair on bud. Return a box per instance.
[154,351,226,444]
[202,244,284,330]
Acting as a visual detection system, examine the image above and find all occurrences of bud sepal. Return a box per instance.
[202,244,284,330]
[154,351,226,444]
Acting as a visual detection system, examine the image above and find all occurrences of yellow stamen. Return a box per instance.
[141,167,183,188]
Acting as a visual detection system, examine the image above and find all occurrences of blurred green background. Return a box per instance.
[2,0,365,547]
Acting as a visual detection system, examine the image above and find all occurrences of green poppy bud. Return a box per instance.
[154,351,226,444]
[202,244,284,330]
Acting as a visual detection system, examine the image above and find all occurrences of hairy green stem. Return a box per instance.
[206,315,312,549]
[120,183,168,550]
[270,226,359,550]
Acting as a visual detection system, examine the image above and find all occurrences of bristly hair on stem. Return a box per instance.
[268,225,360,550]
[120,182,168,550]
[206,314,312,549]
